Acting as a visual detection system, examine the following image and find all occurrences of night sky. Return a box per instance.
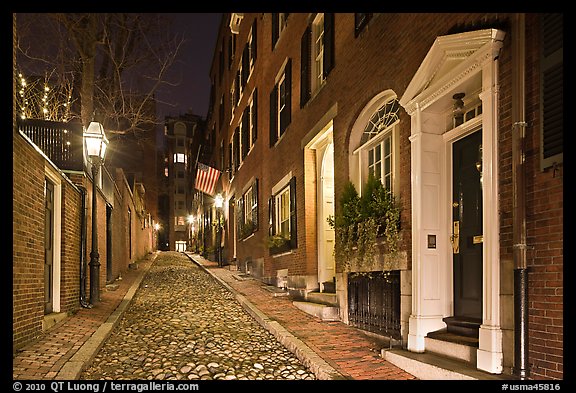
[155,13,222,120]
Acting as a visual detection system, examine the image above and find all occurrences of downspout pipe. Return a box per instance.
[511,13,529,379]
[79,186,92,309]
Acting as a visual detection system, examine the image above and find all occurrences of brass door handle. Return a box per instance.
[451,221,460,254]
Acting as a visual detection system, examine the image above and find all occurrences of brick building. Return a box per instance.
[158,113,206,252]
[13,119,156,351]
[203,13,563,379]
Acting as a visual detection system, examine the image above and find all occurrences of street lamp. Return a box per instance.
[214,194,224,267]
[84,121,109,305]
[187,215,195,251]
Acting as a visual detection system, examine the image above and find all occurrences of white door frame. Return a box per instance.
[400,29,505,374]
[44,164,62,314]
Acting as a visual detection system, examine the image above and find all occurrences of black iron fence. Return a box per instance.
[348,270,401,339]
[17,118,84,171]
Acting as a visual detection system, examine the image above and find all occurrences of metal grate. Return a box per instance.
[18,118,83,171]
[348,270,401,339]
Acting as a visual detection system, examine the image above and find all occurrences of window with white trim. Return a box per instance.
[240,90,258,160]
[268,175,297,253]
[275,185,290,238]
[173,153,186,164]
[269,59,291,147]
[300,14,334,107]
[313,13,325,92]
[272,13,289,48]
[354,97,400,194]
[237,179,259,240]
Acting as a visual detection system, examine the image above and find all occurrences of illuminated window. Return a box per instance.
[275,186,290,238]
[352,96,400,194]
[174,153,186,164]
[268,175,297,253]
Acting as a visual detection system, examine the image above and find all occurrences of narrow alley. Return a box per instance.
[80,252,316,381]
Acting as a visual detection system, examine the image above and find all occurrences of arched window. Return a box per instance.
[350,92,400,194]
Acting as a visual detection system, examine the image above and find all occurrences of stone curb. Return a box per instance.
[183,252,346,381]
[55,252,157,380]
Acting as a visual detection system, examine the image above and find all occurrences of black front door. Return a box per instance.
[44,178,55,314]
[452,130,483,321]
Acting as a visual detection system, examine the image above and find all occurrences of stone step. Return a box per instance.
[443,316,481,338]
[293,301,340,322]
[425,331,478,365]
[305,291,338,307]
[382,348,510,380]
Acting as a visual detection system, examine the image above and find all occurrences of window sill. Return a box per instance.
[241,232,256,242]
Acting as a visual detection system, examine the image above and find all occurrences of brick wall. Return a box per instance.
[13,134,46,349]
[523,14,563,380]
[209,13,563,379]
[59,182,82,313]
[13,133,84,350]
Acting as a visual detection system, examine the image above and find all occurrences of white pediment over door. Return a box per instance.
[400,28,505,115]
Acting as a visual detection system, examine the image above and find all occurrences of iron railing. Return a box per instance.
[348,270,401,339]
[17,118,84,171]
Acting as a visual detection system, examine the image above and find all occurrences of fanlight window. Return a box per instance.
[360,98,400,145]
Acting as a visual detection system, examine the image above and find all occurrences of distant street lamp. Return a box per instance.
[214,194,224,267]
[84,121,109,305]
[187,215,195,251]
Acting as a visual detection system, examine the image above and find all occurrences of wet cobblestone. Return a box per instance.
[81,252,315,380]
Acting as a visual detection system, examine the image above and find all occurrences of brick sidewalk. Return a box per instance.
[187,253,416,380]
[12,253,155,380]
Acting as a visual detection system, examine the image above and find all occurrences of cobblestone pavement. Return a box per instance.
[80,252,316,381]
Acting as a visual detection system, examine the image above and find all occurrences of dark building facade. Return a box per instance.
[159,113,206,251]
[204,13,563,380]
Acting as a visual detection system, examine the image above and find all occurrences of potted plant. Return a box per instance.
[328,174,401,272]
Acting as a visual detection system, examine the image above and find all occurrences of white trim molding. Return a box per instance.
[400,28,505,374]
[44,164,62,314]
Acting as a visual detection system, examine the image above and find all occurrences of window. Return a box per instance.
[353,96,400,194]
[540,13,563,169]
[268,176,297,252]
[219,95,224,130]
[219,41,224,83]
[275,186,290,238]
[300,14,334,107]
[228,33,236,69]
[173,153,186,164]
[367,136,392,190]
[313,14,325,91]
[272,13,289,48]
[241,90,258,159]
[270,59,292,147]
[249,20,257,70]
[219,141,225,171]
[229,127,241,177]
[238,179,259,239]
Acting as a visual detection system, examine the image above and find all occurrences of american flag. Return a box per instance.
[195,162,221,196]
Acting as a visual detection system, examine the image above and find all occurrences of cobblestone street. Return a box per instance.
[80,252,315,381]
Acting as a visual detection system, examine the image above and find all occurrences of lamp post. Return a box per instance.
[214,193,224,267]
[84,121,109,305]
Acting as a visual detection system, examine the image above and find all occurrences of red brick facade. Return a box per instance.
[207,13,562,380]
[13,135,49,349]
[13,132,155,351]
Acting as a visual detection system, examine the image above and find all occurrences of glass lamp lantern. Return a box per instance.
[83,121,109,162]
[215,193,224,209]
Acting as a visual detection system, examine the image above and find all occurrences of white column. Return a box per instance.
[476,57,503,374]
[407,106,447,352]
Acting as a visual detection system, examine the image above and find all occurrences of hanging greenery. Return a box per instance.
[328,174,401,272]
